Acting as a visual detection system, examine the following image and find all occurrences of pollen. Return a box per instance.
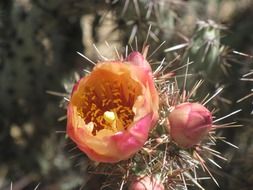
[73,67,142,135]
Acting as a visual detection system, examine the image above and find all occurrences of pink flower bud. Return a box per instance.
[129,176,164,190]
[168,102,212,148]
[67,51,159,163]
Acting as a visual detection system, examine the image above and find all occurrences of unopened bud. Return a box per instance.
[168,102,212,148]
[129,176,164,190]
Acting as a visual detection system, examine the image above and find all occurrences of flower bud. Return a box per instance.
[67,51,159,163]
[129,176,164,190]
[168,102,212,148]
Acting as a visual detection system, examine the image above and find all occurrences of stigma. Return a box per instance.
[103,111,116,123]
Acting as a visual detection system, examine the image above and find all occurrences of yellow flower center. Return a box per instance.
[73,66,142,135]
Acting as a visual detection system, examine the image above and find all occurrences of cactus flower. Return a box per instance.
[129,176,165,190]
[67,51,159,163]
[168,102,212,148]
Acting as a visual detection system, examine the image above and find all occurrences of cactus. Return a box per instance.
[182,20,221,81]
[1,0,252,190]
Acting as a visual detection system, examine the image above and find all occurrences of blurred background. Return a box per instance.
[0,0,252,189]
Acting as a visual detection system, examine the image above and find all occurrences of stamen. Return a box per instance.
[75,69,141,135]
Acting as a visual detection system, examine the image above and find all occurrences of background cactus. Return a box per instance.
[0,0,252,189]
